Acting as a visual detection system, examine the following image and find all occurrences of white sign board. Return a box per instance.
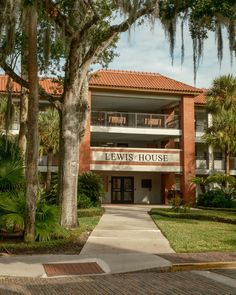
[92,151,180,163]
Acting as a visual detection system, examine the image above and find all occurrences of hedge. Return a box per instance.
[149,209,236,224]
[197,206,236,212]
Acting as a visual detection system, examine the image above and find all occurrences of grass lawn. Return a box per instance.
[151,214,236,253]
[0,210,103,255]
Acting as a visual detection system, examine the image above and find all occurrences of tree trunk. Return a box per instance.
[24,1,39,243]
[225,148,230,175]
[18,91,28,159]
[46,151,53,191]
[59,86,80,228]
[19,9,29,160]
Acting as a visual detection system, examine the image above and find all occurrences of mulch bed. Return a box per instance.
[158,252,236,264]
[0,232,90,256]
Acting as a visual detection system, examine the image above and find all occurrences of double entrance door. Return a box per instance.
[111,177,134,204]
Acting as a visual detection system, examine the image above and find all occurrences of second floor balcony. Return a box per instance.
[91,111,179,129]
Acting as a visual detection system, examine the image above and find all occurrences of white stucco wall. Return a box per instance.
[95,171,162,204]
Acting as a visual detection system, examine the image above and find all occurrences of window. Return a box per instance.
[214,152,223,160]
[141,179,152,191]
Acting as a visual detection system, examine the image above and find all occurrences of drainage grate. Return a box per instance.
[43,262,105,277]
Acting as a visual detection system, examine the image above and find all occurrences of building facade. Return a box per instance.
[80,70,204,204]
[1,70,236,204]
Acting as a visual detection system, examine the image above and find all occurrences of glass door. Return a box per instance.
[111,177,134,203]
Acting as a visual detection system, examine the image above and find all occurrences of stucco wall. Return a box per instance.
[95,171,161,204]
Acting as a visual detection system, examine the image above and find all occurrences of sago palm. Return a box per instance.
[0,191,68,241]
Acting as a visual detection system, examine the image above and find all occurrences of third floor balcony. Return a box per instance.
[91,111,179,129]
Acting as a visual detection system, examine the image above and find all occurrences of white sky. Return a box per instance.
[96,21,235,89]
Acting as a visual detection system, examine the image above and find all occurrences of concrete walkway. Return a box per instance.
[0,205,173,277]
[79,205,174,273]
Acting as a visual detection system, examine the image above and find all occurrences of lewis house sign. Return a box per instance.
[90,147,181,172]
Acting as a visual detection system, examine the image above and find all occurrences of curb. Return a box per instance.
[170,261,236,272]
[127,262,236,274]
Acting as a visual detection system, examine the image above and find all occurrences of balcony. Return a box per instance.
[91,111,179,129]
[196,157,236,174]
[196,156,208,169]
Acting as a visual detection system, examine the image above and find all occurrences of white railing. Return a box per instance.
[196,157,208,169]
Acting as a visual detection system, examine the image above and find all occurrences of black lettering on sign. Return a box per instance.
[128,154,134,161]
[145,154,151,161]
[105,153,110,160]
[139,154,145,161]
[163,155,168,162]
[116,153,125,161]
[111,153,116,160]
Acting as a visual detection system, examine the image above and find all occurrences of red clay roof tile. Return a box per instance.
[0,70,206,103]
[0,76,62,96]
[90,69,202,94]
[194,88,207,104]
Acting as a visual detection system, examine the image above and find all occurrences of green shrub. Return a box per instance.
[77,193,93,209]
[0,191,67,241]
[0,135,22,162]
[169,196,182,211]
[0,159,25,192]
[149,208,236,224]
[42,173,58,204]
[197,189,233,208]
[35,201,69,241]
[78,172,104,207]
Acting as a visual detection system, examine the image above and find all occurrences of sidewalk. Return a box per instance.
[0,205,173,277]
[78,205,174,274]
[0,205,235,278]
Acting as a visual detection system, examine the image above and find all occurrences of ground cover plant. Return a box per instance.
[151,214,236,252]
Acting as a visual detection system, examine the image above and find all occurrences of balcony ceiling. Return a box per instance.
[92,95,179,113]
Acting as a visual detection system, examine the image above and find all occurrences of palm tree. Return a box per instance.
[204,75,236,175]
[39,108,59,191]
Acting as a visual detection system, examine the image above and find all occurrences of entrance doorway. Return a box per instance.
[111,177,134,204]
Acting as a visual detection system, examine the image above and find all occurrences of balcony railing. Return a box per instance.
[91,111,179,129]
[195,120,207,132]
[196,157,236,170]
[196,156,209,169]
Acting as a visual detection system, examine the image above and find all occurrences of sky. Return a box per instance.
[95,21,235,89]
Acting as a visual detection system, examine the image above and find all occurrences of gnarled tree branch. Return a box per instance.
[1,61,62,109]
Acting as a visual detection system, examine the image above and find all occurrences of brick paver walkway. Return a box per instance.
[159,252,236,264]
[0,271,235,295]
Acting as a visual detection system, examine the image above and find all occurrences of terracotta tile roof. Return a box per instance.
[0,75,21,93]
[0,75,62,96]
[90,69,202,95]
[0,70,206,103]
[194,88,207,104]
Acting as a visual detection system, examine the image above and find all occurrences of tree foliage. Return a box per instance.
[0,0,235,230]
[204,75,236,174]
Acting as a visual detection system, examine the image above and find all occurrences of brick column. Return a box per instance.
[79,90,91,173]
[161,173,176,204]
[161,107,176,203]
[180,96,196,203]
